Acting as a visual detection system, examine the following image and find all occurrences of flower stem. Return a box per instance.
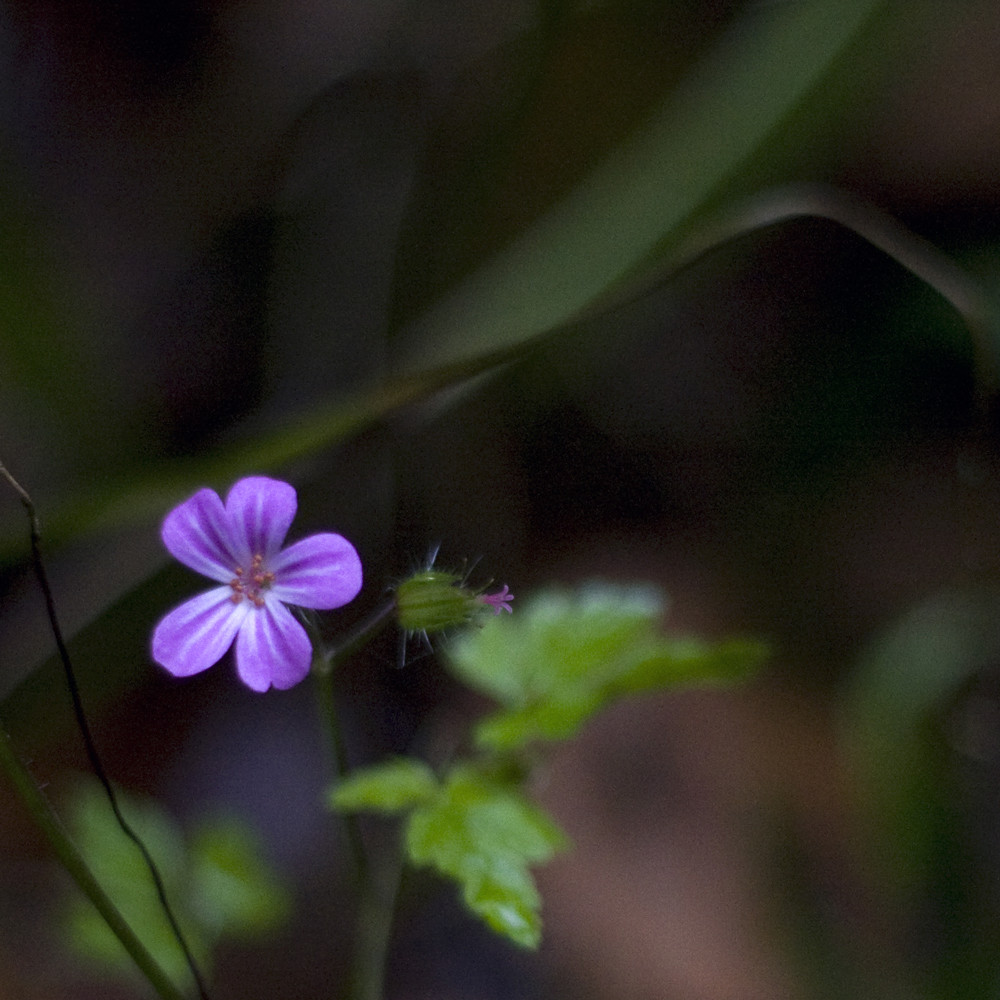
[0,724,187,1000]
[348,838,404,1000]
[308,600,395,881]
[308,600,399,1000]
[314,666,369,883]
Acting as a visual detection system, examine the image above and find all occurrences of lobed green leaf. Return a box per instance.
[404,765,568,949]
[447,583,768,751]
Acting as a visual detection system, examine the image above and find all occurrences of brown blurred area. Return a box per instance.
[1,1,1000,998]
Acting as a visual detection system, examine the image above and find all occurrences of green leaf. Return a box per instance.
[449,584,664,705]
[62,780,288,983]
[188,819,291,939]
[446,583,767,751]
[459,860,542,949]
[64,781,198,984]
[404,765,568,948]
[842,588,1000,893]
[608,635,771,697]
[838,587,1000,996]
[0,338,531,565]
[332,759,567,946]
[328,758,440,813]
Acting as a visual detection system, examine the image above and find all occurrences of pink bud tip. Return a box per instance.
[479,585,514,615]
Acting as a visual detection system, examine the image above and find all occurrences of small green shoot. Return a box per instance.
[330,582,766,950]
[332,763,567,948]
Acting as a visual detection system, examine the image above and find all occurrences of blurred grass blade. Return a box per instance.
[399,0,888,369]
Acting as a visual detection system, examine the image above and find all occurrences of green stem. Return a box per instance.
[308,600,400,1000]
[309,600,395,881]
[314,666,369,884]
[348,839,404,1000]
[0,725,187,1000]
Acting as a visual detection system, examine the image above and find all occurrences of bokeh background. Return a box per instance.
[1,0,1000,997]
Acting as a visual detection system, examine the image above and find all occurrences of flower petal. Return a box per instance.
[161,488,240,582]
[234,599,312,692]
[225,477,297,561]
[270,533,363,609]
[152,588,248,678]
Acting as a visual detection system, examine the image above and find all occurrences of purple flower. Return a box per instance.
[152,476,362,692]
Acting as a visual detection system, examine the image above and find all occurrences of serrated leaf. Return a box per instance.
[328,758,440,813]
[404,766,568,949]
[446,583,767,751]
[460,861,542,949]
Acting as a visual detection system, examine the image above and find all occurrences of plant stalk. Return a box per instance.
[0,725,187,1000]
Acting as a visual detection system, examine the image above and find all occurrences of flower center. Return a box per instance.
[229,553,275,608]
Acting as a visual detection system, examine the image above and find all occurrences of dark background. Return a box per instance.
[1,2,1000,998]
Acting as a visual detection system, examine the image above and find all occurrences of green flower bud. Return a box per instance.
[395,569,513,634]
[396,570,475,633]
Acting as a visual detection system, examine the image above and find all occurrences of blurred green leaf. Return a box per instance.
[65,782,194,984]
[842,589,1000,892]
[0,155,101,427]
[404,765,568,949]
[446,583,767,751]
[328,758,440,813]
[188,820,291,939]
[0,336,533,564]
[63,780,288,983]
[841,588,1000,999]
